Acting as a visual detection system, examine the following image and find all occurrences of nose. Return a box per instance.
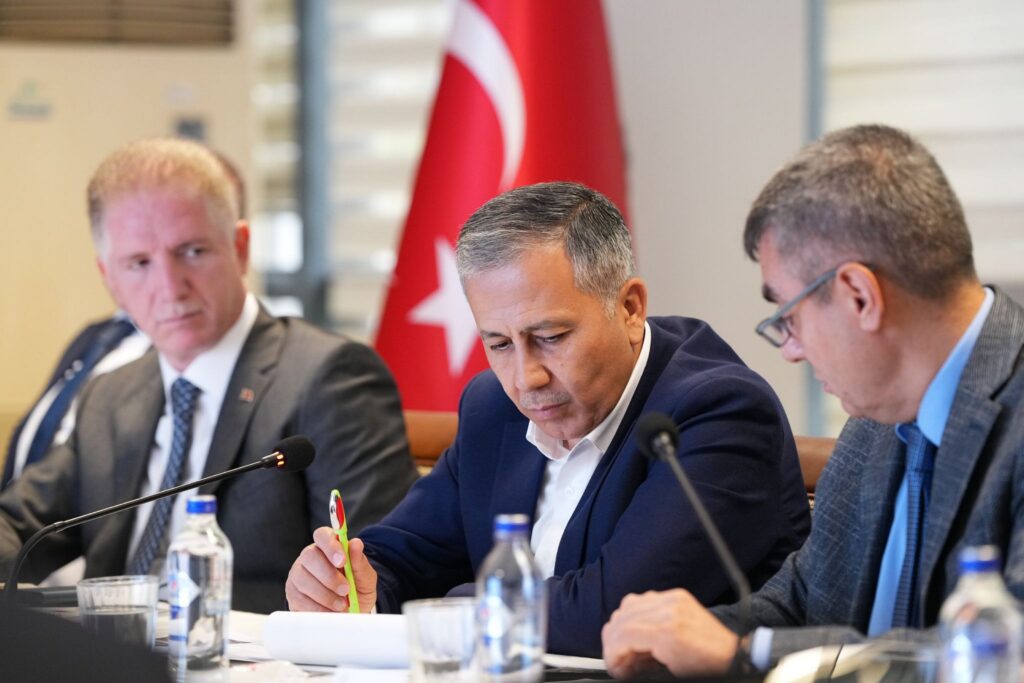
[780,334,805,363]
[153,255,190,300]
[514,347,549,392]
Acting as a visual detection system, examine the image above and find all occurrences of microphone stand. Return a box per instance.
[3,454,282,603]
[648,430,752,637]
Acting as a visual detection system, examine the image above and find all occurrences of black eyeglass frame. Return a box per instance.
[755,267,839,347]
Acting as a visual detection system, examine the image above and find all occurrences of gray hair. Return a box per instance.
[743,124,976,300]
[456,182,636,310]
[87,138,241,259]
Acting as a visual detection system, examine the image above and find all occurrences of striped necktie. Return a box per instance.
[126,377,201,575]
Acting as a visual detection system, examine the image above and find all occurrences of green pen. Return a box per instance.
[328,488,360,613]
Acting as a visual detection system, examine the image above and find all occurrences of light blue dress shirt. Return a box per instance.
[865,287,993,635]
[751,287,994,667]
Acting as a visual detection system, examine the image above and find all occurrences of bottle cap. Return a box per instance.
[186,495,217,515]
[958,545,1001,573]
[493,513,530,536]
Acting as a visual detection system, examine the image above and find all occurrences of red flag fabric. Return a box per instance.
[375,0,627,411]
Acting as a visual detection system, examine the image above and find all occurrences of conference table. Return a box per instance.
[18,597,935,682]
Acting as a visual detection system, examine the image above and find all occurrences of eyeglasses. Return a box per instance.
[755,267,838,347]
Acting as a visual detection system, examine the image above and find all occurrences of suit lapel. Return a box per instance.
[112,352,165,502]
[553,320,673,575]
[97,351,164,570]
[200,310,283,493]
[489,421,546,519]
[919,291,1023,607]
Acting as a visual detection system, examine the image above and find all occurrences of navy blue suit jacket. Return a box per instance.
[3,319,127,488]
[361,316,810,656]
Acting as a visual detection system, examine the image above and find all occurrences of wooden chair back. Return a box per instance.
[403,410,836,498]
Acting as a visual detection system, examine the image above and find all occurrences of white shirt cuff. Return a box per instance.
[750,627,774,671]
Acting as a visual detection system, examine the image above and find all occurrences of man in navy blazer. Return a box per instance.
[286,181,810,657]
[603,125,1024,676]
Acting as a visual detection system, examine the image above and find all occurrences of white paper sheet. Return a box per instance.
[243,610,607,675]
[263,611,410,668]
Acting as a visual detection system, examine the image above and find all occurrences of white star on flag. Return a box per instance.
[409,239,480,376]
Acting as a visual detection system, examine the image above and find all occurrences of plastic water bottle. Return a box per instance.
[475,513,547,682]
[167,495,233,679]
[939,545,1022,683]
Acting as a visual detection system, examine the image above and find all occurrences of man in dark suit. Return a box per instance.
[603,124,1024,676]
[0,138,419,612]
[285,182,811,657]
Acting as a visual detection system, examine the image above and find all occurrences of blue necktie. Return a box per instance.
[126,378,201,575]
[891,424,936,627]
[3,318,136,488]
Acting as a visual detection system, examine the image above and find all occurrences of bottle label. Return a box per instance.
[168,570,201,610]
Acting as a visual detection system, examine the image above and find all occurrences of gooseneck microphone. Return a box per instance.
[635,413,751,635]
[3,435,316,603]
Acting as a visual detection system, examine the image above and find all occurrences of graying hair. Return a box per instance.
[744,124,976,300]
[87,138,241,259]
[456,182,636,310]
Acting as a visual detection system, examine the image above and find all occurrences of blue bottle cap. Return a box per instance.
[493,513,530,535]
[958,545,1001,573]
[186,495,217,515]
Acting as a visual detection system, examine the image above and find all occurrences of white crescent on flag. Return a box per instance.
[448,0,526,190]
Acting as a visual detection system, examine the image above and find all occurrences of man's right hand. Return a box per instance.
[285,526,378,613]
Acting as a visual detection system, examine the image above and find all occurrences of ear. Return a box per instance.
[835,263,884,332]
[96,256,112,292]
[618,277,648,346]
[233,220,250,274]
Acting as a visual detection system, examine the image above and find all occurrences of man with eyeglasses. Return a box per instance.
[602,124,1024,677]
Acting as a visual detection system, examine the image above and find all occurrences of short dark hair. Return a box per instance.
[456,182,636,310]
[743,124,976,300]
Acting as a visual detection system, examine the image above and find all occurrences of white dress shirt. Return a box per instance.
[527,322,652,578]
[12,320,150,481]
[126,293,259,577]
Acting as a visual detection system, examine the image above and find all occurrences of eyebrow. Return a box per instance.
[478,319,573,339]
[761,284,779,304]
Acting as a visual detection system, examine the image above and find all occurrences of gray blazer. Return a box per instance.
[0,309,419,613]
[714,289,1024,662]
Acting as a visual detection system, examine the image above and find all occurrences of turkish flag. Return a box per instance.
[375,0,627,411]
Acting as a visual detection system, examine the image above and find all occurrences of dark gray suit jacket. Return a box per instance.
[0,310,419,613]
[714,289,1024,662]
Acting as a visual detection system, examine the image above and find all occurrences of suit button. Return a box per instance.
[64,359,84,380]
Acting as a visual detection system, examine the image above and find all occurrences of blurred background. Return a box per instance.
[1,0,1022,446]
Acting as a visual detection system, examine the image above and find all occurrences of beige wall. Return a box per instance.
[605,0,811,432]
[0,27,253,451]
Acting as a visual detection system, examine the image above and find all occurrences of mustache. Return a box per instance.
[519,391,571,410]
[158,302,201,320]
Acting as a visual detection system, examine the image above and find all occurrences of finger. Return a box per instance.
[346,538,378,610]
[312,526,347,568]
[286,561,347,612]
[613,589,692,622]
[606,651,659,681]
[297,540,350,597]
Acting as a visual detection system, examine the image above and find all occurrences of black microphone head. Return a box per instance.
[635,412,680,461]
[269,436,316,472]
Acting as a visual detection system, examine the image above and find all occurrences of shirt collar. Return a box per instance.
[897,287,994,447]
[527,321,653,461]
[158,293,260,404]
